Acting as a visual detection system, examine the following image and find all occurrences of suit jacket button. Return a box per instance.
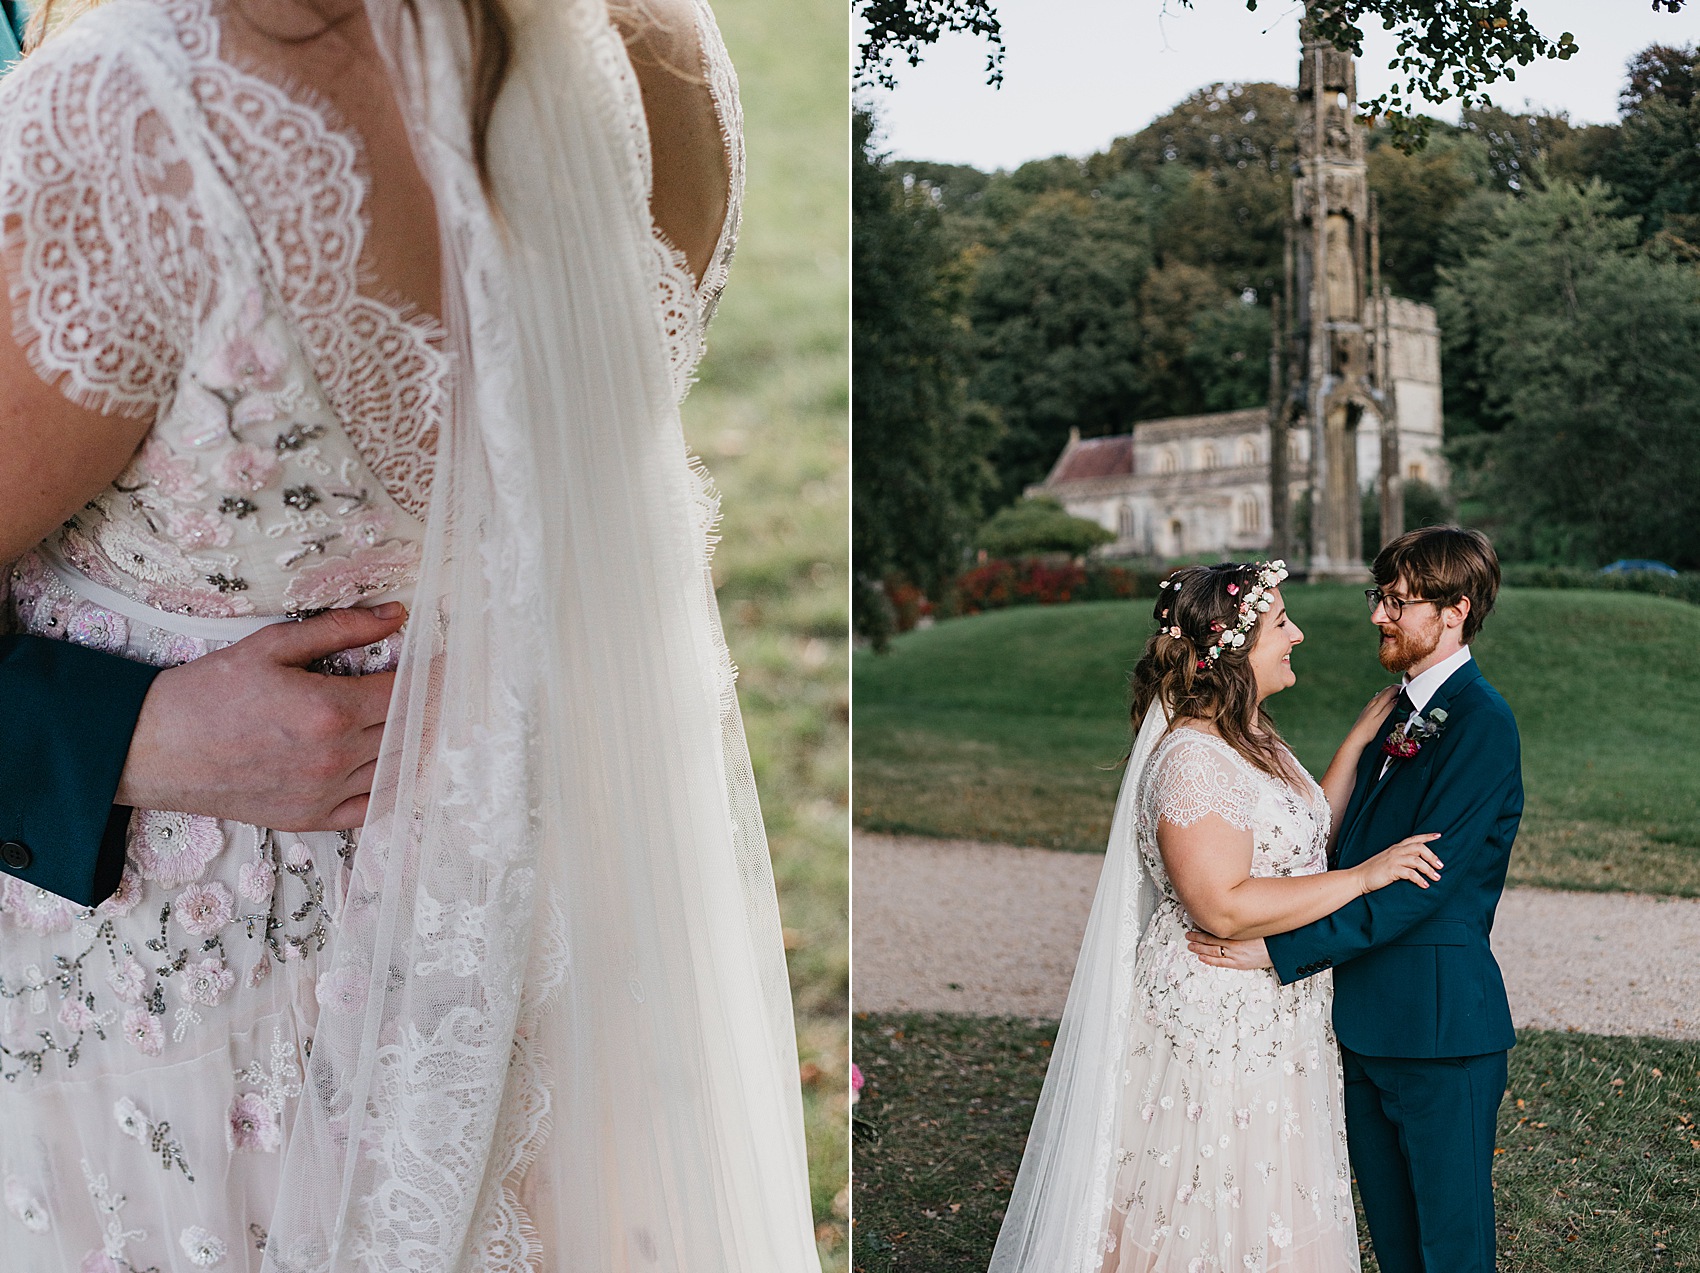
[0,841,31,870]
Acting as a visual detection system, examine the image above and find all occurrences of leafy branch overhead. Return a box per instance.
[856,1,1690,148]
[855,0,1005,91]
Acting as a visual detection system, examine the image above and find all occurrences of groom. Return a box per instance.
[1193,525,1522,1273]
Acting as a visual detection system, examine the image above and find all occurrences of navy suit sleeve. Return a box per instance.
[1265,697,1520,984]
[0,634,160,907]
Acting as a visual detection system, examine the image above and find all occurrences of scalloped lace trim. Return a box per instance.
[0,0,448,516]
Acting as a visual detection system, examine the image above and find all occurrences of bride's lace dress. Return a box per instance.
[1104,729,1359,1273]
[0,0,741,1266]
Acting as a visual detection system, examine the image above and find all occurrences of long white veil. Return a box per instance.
[987,699,1170,1273]
[256,0,821,1267]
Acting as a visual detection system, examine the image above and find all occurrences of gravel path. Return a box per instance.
[854,831,1700,1040]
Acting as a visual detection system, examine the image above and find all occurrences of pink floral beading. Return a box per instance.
[203,290,287,394]
[66,606,130,652]
[174,882,235,937]
[129,810,225,889]
[0,878,82,934]
[282,538,422,611]
[96,869,144,918]
[122,1008,164,1057]
[215,443,282,492]
[58,997,98,1032]
[316,964,368,1016]
[167,507,234,549]
[108,956,147,1004]
[238,856,275,902]
[144,582,258,618]
[226,1092,281,1153]
[177,956,235,1006]
[129,438,207,502]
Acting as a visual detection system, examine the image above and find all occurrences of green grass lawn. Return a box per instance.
[853,586,1700,896]
[679,0,848,1264]
[852,1012,1700,1273]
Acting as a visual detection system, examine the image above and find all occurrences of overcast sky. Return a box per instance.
[862,0,1700,170]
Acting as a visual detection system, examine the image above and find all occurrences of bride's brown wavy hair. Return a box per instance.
[1130,562,1300,785]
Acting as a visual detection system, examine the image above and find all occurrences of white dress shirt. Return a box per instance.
[1378,644,1473,778]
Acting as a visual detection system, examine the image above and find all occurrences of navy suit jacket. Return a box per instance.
[1,1,23,67]
[0,634,160,907]
[1264,658,1523,1058]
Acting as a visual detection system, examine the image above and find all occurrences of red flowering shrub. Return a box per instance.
[952,558,1151,615]
[887,579,934,633]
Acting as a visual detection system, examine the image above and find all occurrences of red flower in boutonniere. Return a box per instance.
[1381,707,1450,760]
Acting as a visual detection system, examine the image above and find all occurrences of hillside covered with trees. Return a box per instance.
[852,43,1700,638]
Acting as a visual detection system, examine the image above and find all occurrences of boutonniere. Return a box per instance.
[1382,707,1449,760]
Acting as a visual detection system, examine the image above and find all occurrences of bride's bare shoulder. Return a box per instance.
[609,0,699,46]
[608,0,729,286]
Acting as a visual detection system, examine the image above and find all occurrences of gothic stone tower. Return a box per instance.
[1275,8,1378,581]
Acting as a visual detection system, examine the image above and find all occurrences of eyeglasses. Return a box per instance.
[1364,588,1437,621]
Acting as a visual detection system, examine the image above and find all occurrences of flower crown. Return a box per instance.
[1158,560,1289,671]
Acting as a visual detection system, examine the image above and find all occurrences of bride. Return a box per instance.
[989,561,1440,1273]
[0,0,819,1268]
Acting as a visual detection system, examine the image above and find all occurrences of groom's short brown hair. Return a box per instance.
[1373,526,1500,644]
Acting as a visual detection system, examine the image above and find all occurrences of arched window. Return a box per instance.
[1200,444,1219,471]
[1159,449,1179,475]
[1169,519,1185,554]
[1236,495,1262,534]
[1117,504,1136,541]
[1287,434,1303,465]
[1238,439,1258,467]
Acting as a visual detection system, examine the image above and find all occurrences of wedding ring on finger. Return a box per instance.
[1218,946,1228,959]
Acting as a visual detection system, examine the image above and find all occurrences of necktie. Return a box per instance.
[1377,688,1417,779]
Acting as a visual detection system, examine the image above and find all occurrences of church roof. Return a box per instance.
[1044,408,1270,487]
[1051,434,1135,481]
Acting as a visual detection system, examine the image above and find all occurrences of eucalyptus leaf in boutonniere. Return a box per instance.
[1383,706,1449,760]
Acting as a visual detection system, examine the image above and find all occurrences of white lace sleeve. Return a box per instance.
[1152,735,1260,831]
[0,30,209,417]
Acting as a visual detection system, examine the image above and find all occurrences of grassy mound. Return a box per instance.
[853,585,1700,896]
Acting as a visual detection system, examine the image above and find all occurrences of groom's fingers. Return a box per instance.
[258,603,409,667]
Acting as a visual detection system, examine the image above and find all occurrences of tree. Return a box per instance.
[1185,297,1273,413]
[1362,478,1452,554]
[1436,182,1700,565]
[853,110,1000,646]
[1366,126,1495,301]
[976,495,1116,557]
[966,187,1151,503]
[1107,83,1297,301]
[855,2,1693,149]
[1597,44,1700,245]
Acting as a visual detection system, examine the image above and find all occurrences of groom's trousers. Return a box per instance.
[1341,1046,1508,1273]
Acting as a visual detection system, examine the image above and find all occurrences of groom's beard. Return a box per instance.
[1377,618,1441,673]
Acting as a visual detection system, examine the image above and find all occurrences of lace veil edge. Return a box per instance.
[988,700,1170,1273]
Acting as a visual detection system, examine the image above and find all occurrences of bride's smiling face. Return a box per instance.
[1246,587,1303,702]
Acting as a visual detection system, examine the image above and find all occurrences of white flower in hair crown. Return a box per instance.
[1160,560,1289,670]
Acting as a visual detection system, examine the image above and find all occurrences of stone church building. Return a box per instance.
[1033,296,1444,560]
